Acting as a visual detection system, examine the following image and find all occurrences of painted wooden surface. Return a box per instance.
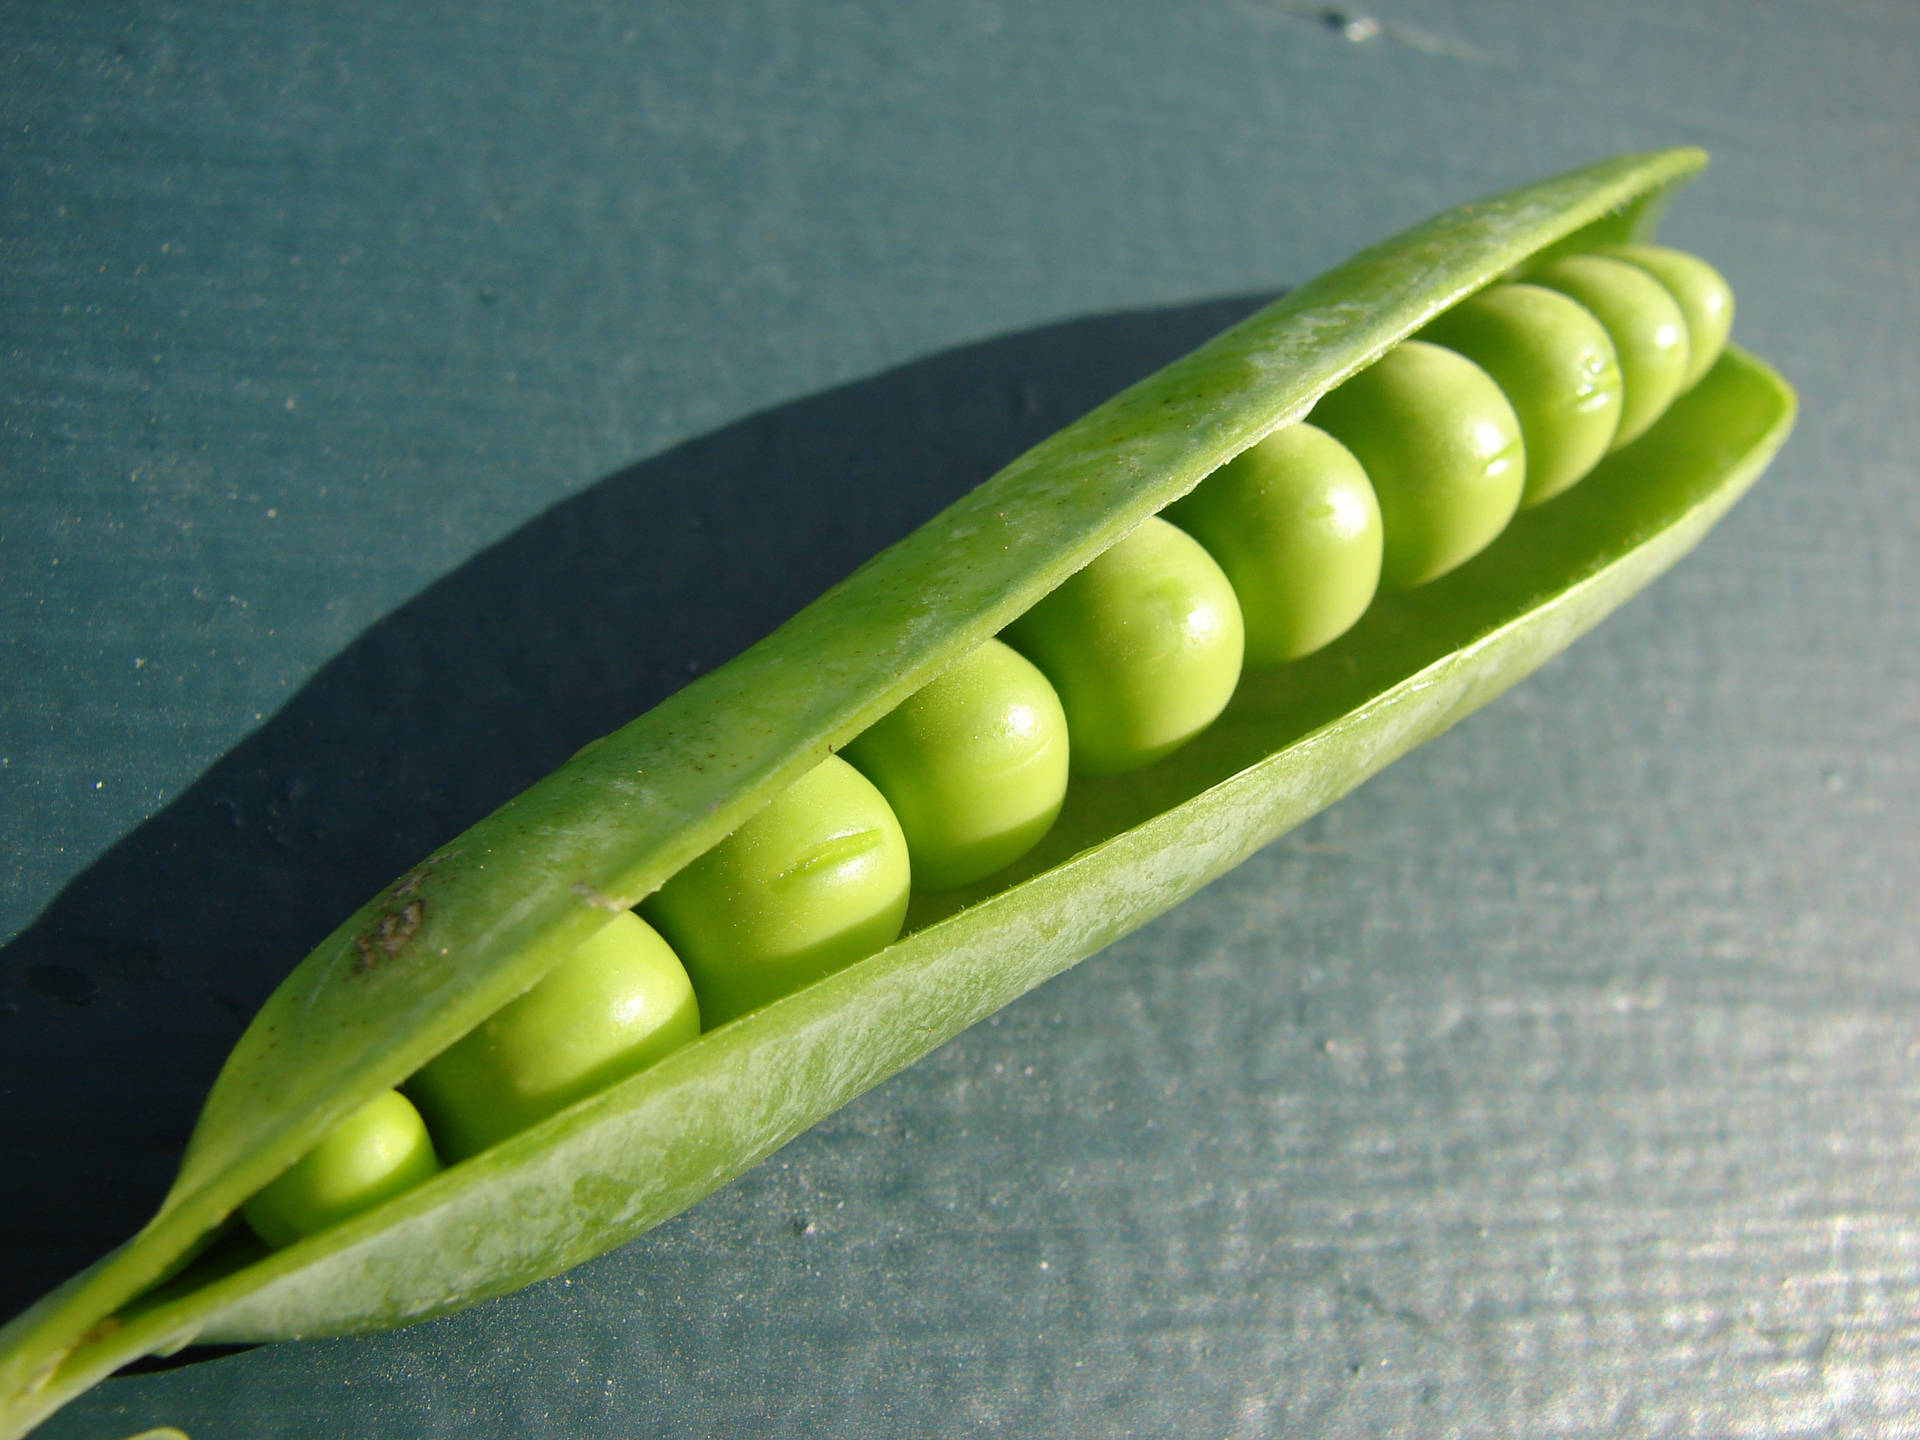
[2,2,1914,1435]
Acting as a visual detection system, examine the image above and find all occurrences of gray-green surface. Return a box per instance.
[3,2,1915,1436]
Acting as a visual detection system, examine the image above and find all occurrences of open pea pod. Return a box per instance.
[0,147,1795,1438]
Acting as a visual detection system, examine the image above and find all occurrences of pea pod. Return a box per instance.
[0,148,1795,1440]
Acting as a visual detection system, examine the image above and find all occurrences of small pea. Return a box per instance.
[1529,253,1690,450]
[407,910,701,1160]
[1308,340,1525,590]
[1002,515,1244,776]
[1595,243,1734,390]
[242,1089,441,1249]
[642,755,910,1026]
[843,639,1068,891]
[1163,423,1382,666]
[1420,282,1624,508]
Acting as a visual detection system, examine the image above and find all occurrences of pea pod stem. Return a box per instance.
[0,149,1795,1440]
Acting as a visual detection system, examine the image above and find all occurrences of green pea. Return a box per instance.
[1529,253,1690,450]
[406,910,700,1160]
[642,754,910,1026]
[1002,515,1244,776]
[1596,243,1734,390]
[1162,423,1382,666]
[1308,340,1525,590]
[842,639,1068,891]
[1419,282,1624,508]
[241,1090,441,1249]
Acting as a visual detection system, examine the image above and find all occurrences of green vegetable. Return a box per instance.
[1530,253,1691,449]
[1163,423,1382,666]
[406,911,699,1160]
[0,150,1796,1440]
[1309,340,1526,589]
[1001,515,1244,775]
[842,639,1069,890]
[1419,283,1624,507]
[240,1091,441,1250]
[640,755,911,1026]
[1597,243,1735,389]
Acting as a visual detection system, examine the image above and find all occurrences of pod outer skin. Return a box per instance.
[0,149,1798,1440]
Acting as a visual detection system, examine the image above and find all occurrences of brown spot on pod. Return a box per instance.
[353,898,424,973]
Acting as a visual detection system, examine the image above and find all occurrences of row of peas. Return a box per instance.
[241,243,1733,1250]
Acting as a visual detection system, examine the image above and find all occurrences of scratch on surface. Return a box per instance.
[1339,1278,1431,1332]
[1265,2,1493,64]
